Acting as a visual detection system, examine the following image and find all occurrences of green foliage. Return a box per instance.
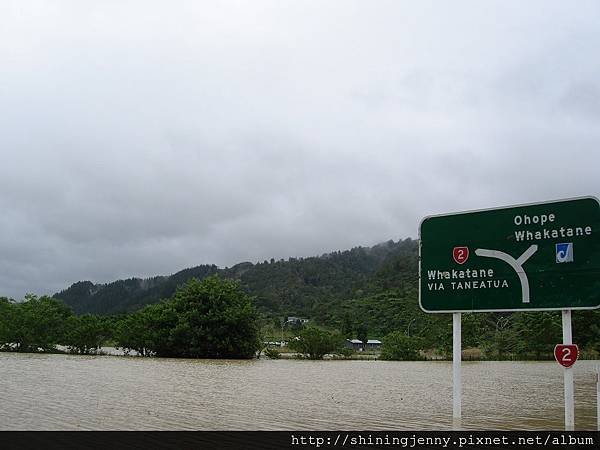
[65,315,111,354]
[2,278,259,359]
[573,309,600,353]
[54,266,220,315]
[477,312,563,360]
[336,347,354,359]
[479,314,518,359]
[288,327,342,359]
[11,237,600,360]
[380,331,424,361]
[167,277,260,358]
[263,347,281,359]
[355,323,368,350]
[1,295,116,354]
[115,276,260,359]
[0,297,16,350]
[54,240,416,318]
[418,314,452,356]
[9,295,73,352]
[114,309,160,356]
[340,312,353,339]
[513,312,561,358]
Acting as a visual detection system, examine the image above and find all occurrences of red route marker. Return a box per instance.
[452,246,469,264]
[554,344,578,368]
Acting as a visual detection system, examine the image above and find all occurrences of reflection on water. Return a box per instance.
[1,353,597,430]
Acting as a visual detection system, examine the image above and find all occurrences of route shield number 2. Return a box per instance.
[554,344,578,368]
[453,246,469,265]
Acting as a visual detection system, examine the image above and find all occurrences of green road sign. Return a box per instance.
[419,197,600,313]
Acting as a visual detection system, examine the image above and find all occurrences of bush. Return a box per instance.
[115,276,260,359]
[380,331,424,361]
[336,347,354,359]
[65,314,111,355]
[6,295,73,353]
[288,327,342,359]
[264,347,281,359]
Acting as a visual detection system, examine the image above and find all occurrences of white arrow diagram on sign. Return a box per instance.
[475,245,538,303]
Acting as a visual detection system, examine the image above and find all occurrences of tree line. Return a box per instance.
[261,296,600,361]
[1,276,260,358]
[2,267,599,361]
[43,238,600,361]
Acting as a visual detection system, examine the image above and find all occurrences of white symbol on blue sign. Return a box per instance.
[556,243,573,263]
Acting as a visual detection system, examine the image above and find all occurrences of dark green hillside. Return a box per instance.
[231,239,417,317]
[53,239,416,318]
[52,238,600,358]
[54,265,219,314]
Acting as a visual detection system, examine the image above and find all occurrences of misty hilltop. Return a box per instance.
[53,239,418,323]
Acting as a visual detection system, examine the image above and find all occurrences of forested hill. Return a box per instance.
[53,238,419,323]
[49,238,600,354]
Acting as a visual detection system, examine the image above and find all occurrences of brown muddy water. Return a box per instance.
[1,352,598,430]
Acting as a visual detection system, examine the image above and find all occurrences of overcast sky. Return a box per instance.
[1,0,599,299]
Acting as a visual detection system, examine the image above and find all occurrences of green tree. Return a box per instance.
[264,347,281,359]
[11,295,73,352]
[421,315,452,357]
[514,312,561,358]
[141,302,179,356]
[114,302,178,356]
[340,312,353,339]
[65,314,111,354]
[480,314,518,360]
[115,276,261,358]
[288,327,342,359]
[336,347,354,359]
[165,276,260,358]
[0,297,16,350]
[115,311,150,356]
[356,322,368,350]
[573,310,600,353]
[380,331,424,361]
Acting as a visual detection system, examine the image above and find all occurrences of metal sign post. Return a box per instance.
[562,310,575,430]
[453,313,462,424]
[597,365,600,431]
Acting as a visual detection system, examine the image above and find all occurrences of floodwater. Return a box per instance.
[1,352,598,430]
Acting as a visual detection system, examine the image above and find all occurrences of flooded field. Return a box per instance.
[1,353,597,430]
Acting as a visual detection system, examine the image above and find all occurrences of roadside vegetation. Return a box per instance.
[1,276,260,358]
[2,239,600,360]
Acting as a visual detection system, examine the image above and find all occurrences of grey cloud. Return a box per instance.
[1,0,599,299]
[560,82,600,118]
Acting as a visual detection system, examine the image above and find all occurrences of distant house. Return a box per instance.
[366,339,382,350]
[287,316,309,325]
[345,339,382,351]
[345,339,363,351]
